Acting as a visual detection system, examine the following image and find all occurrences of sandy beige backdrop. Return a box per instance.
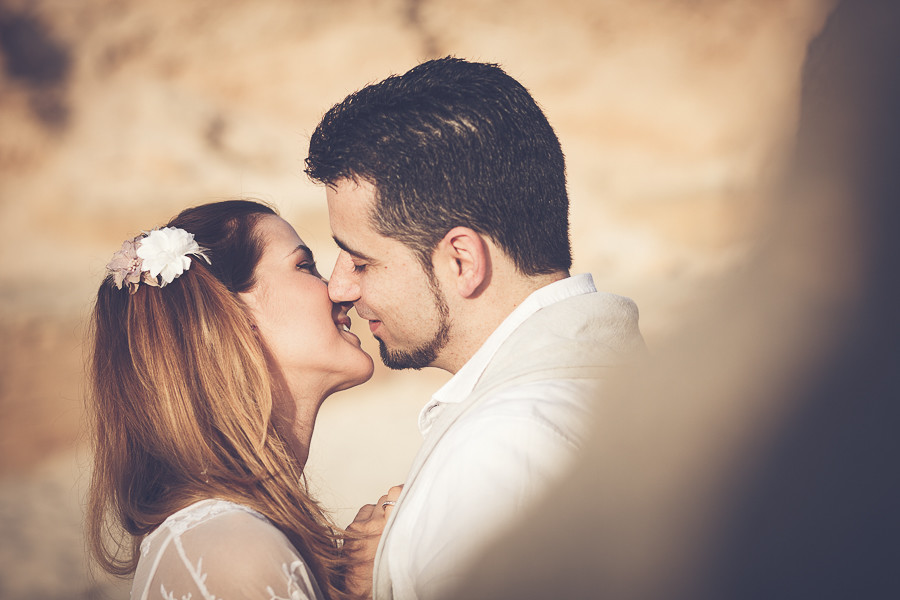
[0,1,832,597]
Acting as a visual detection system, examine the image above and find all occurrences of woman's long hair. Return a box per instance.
[86,200,352,599]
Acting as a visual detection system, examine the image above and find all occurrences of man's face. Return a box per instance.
[326,179,451,370]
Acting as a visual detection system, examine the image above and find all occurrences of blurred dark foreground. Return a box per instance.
[455,1,900,598]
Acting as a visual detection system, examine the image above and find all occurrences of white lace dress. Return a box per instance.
[131,498,325,600]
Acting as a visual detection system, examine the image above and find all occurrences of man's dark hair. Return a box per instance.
[305,56,572,276]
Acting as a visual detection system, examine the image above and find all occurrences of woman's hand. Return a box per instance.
[344,484,403,599]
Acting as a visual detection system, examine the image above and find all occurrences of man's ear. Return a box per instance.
[435,227,490,298]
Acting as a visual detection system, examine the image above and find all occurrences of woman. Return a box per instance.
[86,200,386,600]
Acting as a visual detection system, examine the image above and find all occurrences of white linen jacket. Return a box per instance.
[373,276,646,599]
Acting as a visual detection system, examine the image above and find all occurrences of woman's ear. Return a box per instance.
[236,291,260,331]
[435,227,490,298]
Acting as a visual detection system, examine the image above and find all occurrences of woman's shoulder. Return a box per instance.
[141,498,270,552]
[157,498,267,529]
[134,499,324,600]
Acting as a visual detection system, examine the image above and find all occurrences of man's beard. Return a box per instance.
[377,270,451,370]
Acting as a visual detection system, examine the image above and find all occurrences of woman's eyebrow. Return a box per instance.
[287,244,314,260]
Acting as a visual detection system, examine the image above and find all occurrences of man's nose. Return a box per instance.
[328,251,360,304]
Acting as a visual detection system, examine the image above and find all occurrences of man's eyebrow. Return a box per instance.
[332,236,376,262]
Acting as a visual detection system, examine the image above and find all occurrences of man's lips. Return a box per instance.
[353,311,380,333]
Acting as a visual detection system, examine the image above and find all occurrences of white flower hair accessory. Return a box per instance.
[137,227,211,285]
[106,227,211,293]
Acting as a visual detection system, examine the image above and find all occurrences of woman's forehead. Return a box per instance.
[257,215,305,252]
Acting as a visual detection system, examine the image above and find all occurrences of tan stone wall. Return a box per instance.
[0,1,833,597]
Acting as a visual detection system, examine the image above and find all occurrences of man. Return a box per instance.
[305,57,646,600]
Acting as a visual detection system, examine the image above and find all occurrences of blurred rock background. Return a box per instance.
[0,1,832,597]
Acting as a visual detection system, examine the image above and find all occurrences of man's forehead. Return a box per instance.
[324,179,385,260]
[325,177,377,201]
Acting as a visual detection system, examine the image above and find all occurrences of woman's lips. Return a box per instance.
[334,315,351,332]
[334,316,362,346]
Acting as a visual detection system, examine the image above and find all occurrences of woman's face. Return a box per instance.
[240,215,374,401]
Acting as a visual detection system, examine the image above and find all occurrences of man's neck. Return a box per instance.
[433,270,568,374]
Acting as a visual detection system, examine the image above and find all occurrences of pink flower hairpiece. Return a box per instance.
[106,227,211,294]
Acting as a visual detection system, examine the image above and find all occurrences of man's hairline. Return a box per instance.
[325,173,440,270]
[324,174,569,277]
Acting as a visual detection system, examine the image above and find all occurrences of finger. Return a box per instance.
[352,503,375,523]
[379,496,398,513]
[379,483,403,515]
[386,484,403,500]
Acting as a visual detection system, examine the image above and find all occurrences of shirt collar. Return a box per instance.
[417,273,597,435]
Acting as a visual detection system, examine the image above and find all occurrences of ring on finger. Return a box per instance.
[382,500,397,508]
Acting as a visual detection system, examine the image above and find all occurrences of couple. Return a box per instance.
[86,57,646,600]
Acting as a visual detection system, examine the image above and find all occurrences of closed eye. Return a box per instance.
[296,261,322,278]
[333,236,376,275]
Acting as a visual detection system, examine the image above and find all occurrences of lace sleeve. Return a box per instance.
[132,502,325,600]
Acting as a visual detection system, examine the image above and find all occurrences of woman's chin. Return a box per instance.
[334,354,375,393]
[355,355,376,386]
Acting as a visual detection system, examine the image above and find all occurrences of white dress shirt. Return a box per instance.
[374,274,645,599]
